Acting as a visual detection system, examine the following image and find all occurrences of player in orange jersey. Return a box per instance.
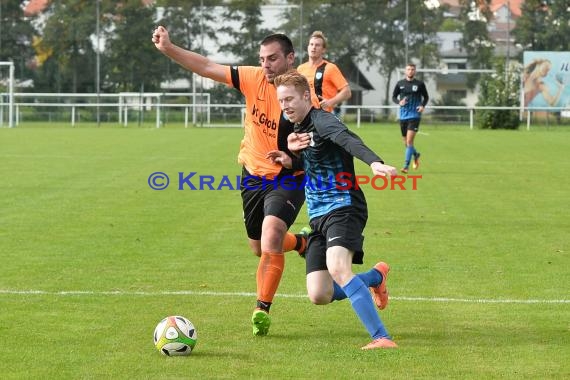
[153,26,316,336]
[297,31,351,118]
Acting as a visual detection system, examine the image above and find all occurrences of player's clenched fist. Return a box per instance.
[152,26,171,52]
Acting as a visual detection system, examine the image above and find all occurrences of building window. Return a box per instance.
[448,90,467,99]
[447,63,466,70]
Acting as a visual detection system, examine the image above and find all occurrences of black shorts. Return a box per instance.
[241,167,305,240]
[305,206,368,274]
[400,118,420,137]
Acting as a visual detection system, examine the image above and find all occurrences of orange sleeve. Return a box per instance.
[224,66,294,178]
[296,64,324,109]
[322,62,349,109]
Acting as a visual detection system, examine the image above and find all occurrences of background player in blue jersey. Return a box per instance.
[392,63,429,173]
[267,71,399,350]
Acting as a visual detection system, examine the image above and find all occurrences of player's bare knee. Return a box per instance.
[308,291,330,305]
[260,219,287,251]
[328,269,351,287]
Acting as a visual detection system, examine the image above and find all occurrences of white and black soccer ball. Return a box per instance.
[153,316,197,356]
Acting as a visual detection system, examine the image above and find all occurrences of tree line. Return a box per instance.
[1,0,568,106]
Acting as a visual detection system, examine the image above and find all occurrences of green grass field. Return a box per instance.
[0,124,568,379]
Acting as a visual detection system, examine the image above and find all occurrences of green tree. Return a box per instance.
[363,2,406,113]
[104,0,164,92]
[404,1,442,69]
[34,0,180,93]
[477,58,521,129]
[36,0,102,93]
[363,1,442,112]
[280,1,441,113]
[0,2,35,84]
[218,0,272,66]
[439,17,462,32]
[155,0,219,87]
[513,0,570,53]
[281,1,368,64]
[457,0,494,89]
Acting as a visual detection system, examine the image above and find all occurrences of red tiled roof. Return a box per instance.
[23,0,50,16]
[23,0,155,17]
[439,0,523,18]
[491,0,523,18]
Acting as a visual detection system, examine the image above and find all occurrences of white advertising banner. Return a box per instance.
[523,51,570,113]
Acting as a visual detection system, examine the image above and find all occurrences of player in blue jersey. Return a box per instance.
[267,70,398,350]
[392,63,429,173]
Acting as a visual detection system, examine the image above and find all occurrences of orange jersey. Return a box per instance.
[224,66,295,178]
[297,59,349,113]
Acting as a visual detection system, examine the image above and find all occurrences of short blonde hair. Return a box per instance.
[274,70,310,94]
[309,30,327,49]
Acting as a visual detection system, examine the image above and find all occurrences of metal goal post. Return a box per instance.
[0,61,15,128]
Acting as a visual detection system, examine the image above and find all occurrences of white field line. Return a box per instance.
[0,289,568,304]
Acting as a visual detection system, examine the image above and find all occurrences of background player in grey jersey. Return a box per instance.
[392,63,429,173]
[267,70,398,350]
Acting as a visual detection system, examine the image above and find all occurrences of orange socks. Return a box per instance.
[255,234,301,311]
[283,232,305,253]
[282,232,297,252]
[256,252,285,310]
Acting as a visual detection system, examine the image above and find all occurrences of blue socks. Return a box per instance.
[332,282,346,301]
[356,267,382,288]
[404,145,415,168]
[331,267,383,302]
[343,276,389,339]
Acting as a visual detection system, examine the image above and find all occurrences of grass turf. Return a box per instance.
[0,124,568,379]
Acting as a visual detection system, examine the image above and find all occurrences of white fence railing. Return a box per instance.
[1,92,569,130]
[0,92,213,128]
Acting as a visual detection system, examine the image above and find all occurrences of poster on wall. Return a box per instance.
[523,51,570,114]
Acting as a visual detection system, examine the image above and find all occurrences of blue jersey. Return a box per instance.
[392,78,429,121]
[294,109,383,220]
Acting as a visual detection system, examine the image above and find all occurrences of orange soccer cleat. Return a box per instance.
[361,338,398,350]
[412,152,421,170]
[371,262,390,310]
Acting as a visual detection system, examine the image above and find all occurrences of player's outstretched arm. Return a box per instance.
[152,26,227,83]
[370,162,397,177]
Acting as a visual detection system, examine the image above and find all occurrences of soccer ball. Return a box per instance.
[153,316,197,356]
